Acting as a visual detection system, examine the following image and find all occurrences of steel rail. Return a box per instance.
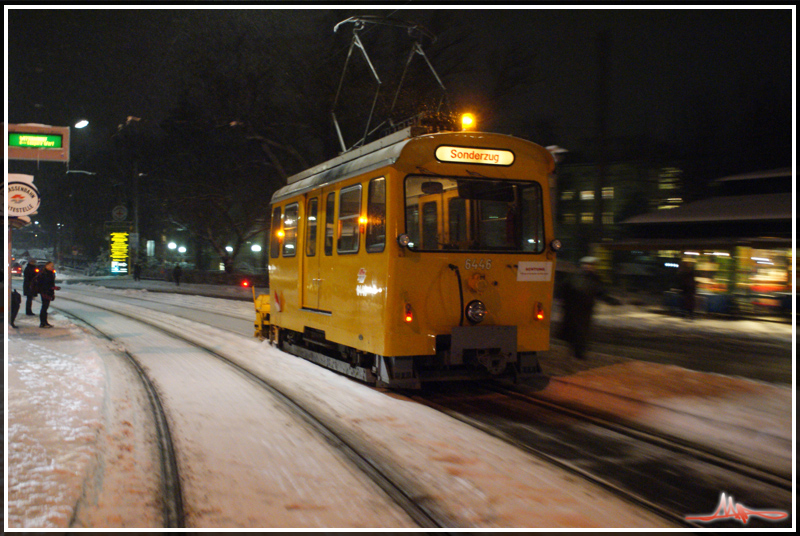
[408,388,703,529]
[58,307,185,529]
[489,382,792,491]
[55,295,446,529]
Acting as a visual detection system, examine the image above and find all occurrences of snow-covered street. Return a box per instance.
[5,276,795,529]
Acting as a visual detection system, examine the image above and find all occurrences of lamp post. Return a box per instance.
[251,244,262,273]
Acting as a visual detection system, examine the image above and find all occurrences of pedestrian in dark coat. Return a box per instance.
[10,289,22,328]
[35,262,60,328]
[133,262,142,281]
[22,259,39,315]
[559,256,605,359]
[677,260,697,319]
[173,264,182,286]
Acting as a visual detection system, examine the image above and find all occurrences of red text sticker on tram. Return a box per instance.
[357,267,367,284]
[685,492,788,525]
[517,261,552,282]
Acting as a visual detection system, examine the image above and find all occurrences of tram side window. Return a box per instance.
[324,192,335,256]
[521,185,545,252]
[366,177,386,252]
[306,198,318,257]
[338,185,361,254]
[270,207,282,258]
[283,203,299,257]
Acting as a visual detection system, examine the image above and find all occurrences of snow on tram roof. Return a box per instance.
[272,127,418,203]
[272,128,553,203]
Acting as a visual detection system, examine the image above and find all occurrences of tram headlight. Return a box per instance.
[465,300,487,324]
[397,233,412,248]
[550,238,563,252]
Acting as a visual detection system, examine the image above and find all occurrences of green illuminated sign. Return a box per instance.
[9,132,64,149]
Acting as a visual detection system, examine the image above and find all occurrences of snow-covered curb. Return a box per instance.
[8,321,106,527]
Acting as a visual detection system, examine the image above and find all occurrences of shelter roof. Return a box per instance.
[623,192,792,225]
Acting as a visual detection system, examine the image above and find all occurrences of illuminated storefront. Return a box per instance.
[613,169,792,316]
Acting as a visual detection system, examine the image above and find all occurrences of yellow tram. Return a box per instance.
[255,125,560,388]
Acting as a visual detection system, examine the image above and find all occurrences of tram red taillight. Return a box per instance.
[404,303,414,323]
[535,302,545,321]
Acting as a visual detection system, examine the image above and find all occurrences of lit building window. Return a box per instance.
[562,213,576,225]
[561,190,574,201]
[580,190,595,201]
[658,167,682,190]
[580,212,594,224]
[602,212,614,224]
[602,187,614,199]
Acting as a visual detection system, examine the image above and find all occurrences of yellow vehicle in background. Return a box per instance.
[255,125,560,388]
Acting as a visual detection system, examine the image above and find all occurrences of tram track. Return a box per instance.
[492,382,793,490]
[60,283,252,324]
[57,308,185,528]
[53,294,445,528]
[43,288,784,528]
[409,381,792,529]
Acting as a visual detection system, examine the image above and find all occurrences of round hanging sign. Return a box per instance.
[8,181,41,216]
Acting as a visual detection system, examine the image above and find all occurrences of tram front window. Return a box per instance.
[404,175,545,253]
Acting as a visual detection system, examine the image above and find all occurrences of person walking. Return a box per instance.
[173,263,183,286]
[22,259,39,315]
[558,256,605,360]
[34,261,60,328]
[677,260,697,319]
[133,262,142,281]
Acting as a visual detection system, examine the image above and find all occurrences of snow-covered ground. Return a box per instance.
[5,275,795,529]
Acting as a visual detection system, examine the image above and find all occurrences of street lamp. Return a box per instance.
[74,119,89,129]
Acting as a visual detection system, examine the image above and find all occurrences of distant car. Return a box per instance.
[11,263,22,275]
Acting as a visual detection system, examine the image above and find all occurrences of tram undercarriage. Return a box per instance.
[261,323,541,389]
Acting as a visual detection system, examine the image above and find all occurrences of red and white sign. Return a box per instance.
[435,145,515,166]
[517,261,552,282]
[112,205,128,221]
[8,178,40,217]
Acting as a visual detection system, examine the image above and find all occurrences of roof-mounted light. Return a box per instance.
[461,113,476,131]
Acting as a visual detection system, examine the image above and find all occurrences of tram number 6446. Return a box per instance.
[465,258,492,270]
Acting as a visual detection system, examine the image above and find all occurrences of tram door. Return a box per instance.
[302,195,322,311]
[417,191,470,249]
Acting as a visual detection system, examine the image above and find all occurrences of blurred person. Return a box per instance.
[34,261,60,328]
[173,263,183,286]
[10,289,22,328]
[22,259,39,315]
[133,261,142,281]
[559,256,605,359]
[677,260,697,320]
